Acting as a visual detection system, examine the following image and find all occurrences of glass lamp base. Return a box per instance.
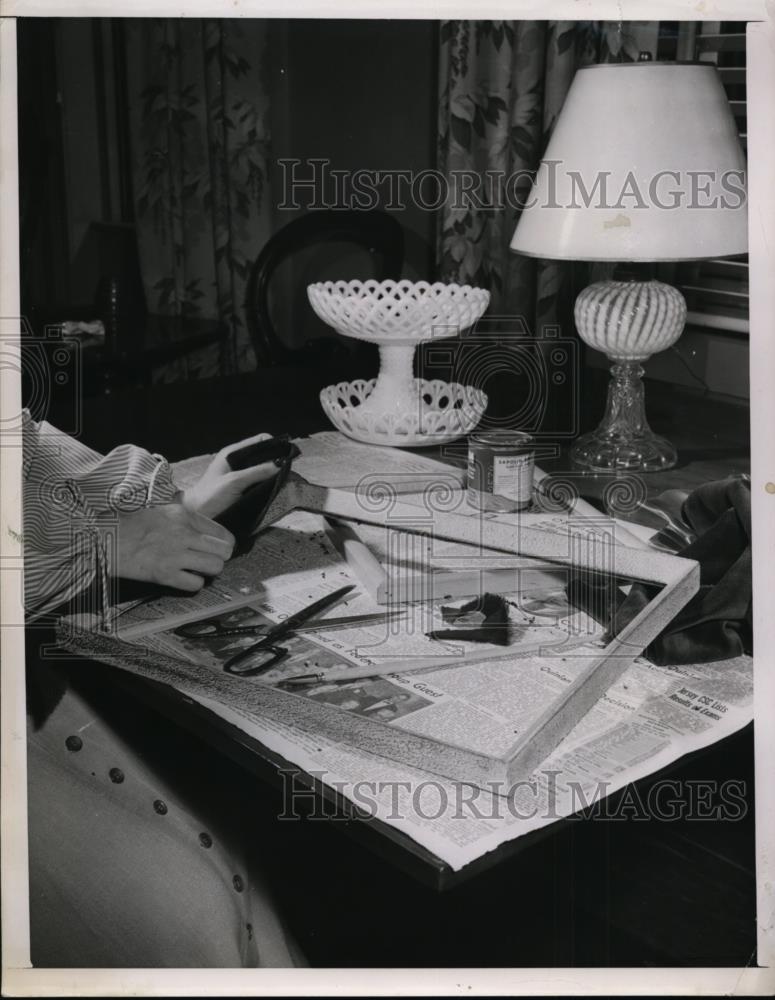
[570,428,677,472]
[571,359,678,472]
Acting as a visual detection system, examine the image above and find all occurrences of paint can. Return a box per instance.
[467,430,536,512]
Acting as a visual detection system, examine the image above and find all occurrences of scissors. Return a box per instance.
[175,585,399,677]
[174,605,399,640]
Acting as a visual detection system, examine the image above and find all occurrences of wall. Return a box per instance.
[267,19,438,348]
[57,20,137,306]
[31,18,438,349]
[586,327,750,403]
[17,19,72,311]
[27,18,746,398]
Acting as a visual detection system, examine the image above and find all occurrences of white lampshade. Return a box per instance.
[510,62,747,262]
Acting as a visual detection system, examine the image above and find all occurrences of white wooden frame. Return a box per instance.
[64,471,700,789]
[253,473,700,787]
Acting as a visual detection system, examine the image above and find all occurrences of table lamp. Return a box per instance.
[510,61,747,471]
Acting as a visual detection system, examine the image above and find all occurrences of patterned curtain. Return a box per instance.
[437,21,646,334]
[125,19,273,379]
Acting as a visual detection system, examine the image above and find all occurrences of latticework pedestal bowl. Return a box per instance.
[309,279,490,446]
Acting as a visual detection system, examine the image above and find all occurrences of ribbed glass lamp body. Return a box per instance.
[574,280,686,360]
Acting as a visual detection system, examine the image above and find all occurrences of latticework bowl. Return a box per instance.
[320,378,488,447]
[309,279,490,446]
[307,279,491,344]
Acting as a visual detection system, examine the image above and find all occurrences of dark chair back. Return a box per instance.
[245,210,404,367]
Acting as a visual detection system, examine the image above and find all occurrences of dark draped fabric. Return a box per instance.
[569,476,753,666]
[125,19,273,379]
[436,20,663,433]
[437,20,652,329]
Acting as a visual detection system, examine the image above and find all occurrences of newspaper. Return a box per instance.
[192,648,753,872]
[67,447,752,873]
[87,572,753,875]
[293,431,467,491]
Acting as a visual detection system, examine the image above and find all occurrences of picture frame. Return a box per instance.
[63,471,700,789]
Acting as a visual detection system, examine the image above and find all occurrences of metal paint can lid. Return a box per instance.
[469,430,535,452]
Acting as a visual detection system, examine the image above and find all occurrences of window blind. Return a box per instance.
[677,22,749,337]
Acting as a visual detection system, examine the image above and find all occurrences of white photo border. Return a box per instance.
[2,1,773,996]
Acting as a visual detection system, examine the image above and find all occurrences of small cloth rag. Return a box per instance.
[569,475,752,666]
[427,593,511,645]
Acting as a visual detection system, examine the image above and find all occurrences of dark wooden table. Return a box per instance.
[74,362,749,484]
[33,368,755,967]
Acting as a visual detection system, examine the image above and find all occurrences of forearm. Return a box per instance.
[23,534,103,619]
[21,413,247,618]
[22,412,179,618]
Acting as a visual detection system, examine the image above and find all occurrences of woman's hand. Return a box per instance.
[182,433,280,520]
[114,504,235,592]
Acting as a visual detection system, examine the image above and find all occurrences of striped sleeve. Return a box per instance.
[22,411,179,618]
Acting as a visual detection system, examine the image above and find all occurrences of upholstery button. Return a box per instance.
[199,832,213,848]
[65,735,83,752]
[109,768,125,784]
[153,799,168,815]
[233,874,244,893]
